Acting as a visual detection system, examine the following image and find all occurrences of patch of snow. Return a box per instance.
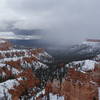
[82,41,97,47]
[81,60,96,71]
[66,60,97,71]
[80,70,86,73]
[0,63,6,68]
[0,49,27,54]
[0,79,19,99]
[35,89,45,99]
[49,93,64,100]
[11,67,21,75]
[0,40,6,44]
[40,93,64,100]
[17,77,23,81]
[36,62,48,69]
[94,54,100,61]
[2,72,6,77]
[0,56,23,62]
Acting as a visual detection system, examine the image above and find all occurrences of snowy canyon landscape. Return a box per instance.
[0,0,100,99]
[0,38,99,100]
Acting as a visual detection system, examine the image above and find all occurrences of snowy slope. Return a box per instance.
[49,94,64,100]
[0,48,52,78]
[0,79,20,99]
[0,45,53,99]
[66,59,98,71]
[69,40,100,56]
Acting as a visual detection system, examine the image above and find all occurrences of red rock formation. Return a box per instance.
[23,56,38,63]
[0,41,51,99]
[45,68,99,100]
[68,68,92,82]
[30,48,44,55]
[87,39,100,42]
[61,79,98,100]
[0,40,12,50]
[9,69,40,99]
[93,64,100,86]
[5,60,22,71]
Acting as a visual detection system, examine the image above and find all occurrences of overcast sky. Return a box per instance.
[0,0,100,44]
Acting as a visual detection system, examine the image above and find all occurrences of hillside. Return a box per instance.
[0,39,53,99]
[37,58,100,100]
[0,39,100,100]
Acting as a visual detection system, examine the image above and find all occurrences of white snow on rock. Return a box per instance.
[82,40,100,48]
[0,57,23,63]
[0,49,52,63]
[36,89,64,100]
[35,89,45,99]
[66,60,97,71]
[49,94,64,100]
[0,79,19,99]
[0,63,6,68]
[41,93,64,100]
[81,60,97,71]
[82,41,97,47]
[94,54,100,61]
[0,49,27,53]
[11,67,22,75]
[0,40,6,44]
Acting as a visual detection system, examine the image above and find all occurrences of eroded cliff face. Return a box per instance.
[0,39,100,100]
[0,39,52,99]
[60,68,99,100]
[93,64,100,86]
[41,61,100,100]
[0,39,12,50]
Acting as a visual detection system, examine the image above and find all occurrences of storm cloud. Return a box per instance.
[0,0,100,44]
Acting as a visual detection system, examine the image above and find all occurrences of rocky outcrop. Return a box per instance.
[9,69,40,100]
[93,64,100,86]
[44,66,99,100]
[0,41,52,99]
[0,40,99,100]
[0,39,12,50]
[60,68,99,100]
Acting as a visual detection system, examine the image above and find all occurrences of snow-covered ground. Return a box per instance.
[78,60,96,71]
[0,49,27,53]
[49,94,64,100]
[41,94,64,100]
[0,48,52,63]
[36,89,64,100]
[82,40,100,48]
[82,41,97,47]
[66,59,98,71]
[0,40,6,44]
[0,79,20,99]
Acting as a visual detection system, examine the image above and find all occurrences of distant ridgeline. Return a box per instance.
[87,39,100,42]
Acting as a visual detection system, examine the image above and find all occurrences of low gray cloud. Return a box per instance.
[0,0,100,44]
